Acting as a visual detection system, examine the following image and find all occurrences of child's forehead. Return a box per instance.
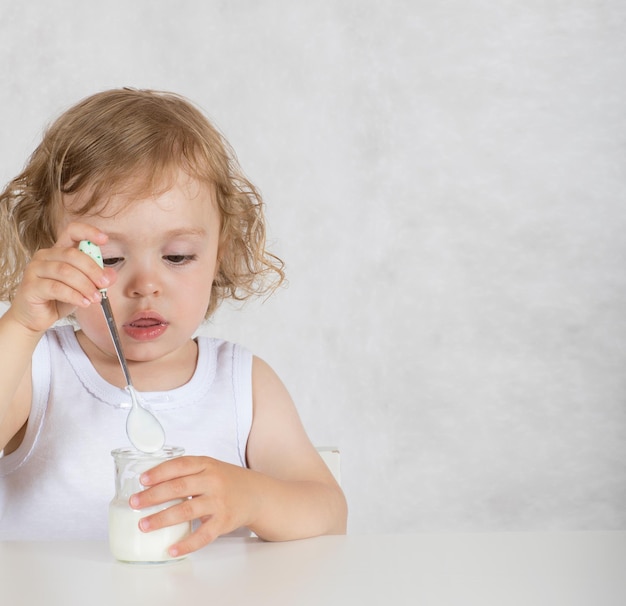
[56,176,220,241]
[61,168,216,216]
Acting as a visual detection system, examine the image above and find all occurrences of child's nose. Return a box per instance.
[125,265,162,298]
[130,281,160,297]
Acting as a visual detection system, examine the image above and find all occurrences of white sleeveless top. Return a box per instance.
[0,325,253,539]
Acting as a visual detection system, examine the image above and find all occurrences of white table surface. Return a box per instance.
[1,531,625,605]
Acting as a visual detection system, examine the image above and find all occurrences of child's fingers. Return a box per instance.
[137,498,221,557]
[37,276,101,308]
[138,495,203,533]
[139,455,215,488]
[52,221,108,250]
[168,521,220,558]
[131,467,210,510]
[53,222,114,287]
[27,248,108,301]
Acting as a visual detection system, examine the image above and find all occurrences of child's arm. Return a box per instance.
[0,317,37,451]
[244,356,348,540]
[130,356,348,556]
[0,223,112,451]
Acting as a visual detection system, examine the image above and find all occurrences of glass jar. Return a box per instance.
[109,446,191,564]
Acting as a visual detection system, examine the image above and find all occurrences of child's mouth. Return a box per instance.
[130,318,164,327]
[123,314,168,341]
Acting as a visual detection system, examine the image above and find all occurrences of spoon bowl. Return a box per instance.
[125,386,166,453]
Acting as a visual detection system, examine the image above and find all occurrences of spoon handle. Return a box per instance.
[100,293,134,388]
[78,240,133,388]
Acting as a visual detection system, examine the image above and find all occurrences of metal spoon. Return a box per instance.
[79,240,166,453]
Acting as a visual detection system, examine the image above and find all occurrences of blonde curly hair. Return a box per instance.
[0,88,284,317]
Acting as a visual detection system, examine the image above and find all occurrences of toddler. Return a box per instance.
[0,88,347,556]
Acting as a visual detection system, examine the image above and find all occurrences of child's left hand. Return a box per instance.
[129,455,257,557]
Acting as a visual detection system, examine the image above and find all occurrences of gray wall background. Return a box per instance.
[1,1,625,534]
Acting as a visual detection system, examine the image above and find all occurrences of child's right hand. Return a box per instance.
[7,222,115,333]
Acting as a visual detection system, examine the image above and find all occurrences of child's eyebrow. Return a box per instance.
[106,227,208,242]
[162,227,208,239]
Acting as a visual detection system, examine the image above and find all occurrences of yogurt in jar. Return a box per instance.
[109,446,191,564]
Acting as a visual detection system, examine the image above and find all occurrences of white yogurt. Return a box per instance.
[109,446,191,564]
[108,500,190,563]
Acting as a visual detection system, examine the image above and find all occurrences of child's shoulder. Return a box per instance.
[196,334,254,372]
[34,323,72,350]
[197,334,250,354]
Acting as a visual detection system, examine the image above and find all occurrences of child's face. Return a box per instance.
[59,170,220,368]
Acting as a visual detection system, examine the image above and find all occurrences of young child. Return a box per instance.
[0,88,347,556]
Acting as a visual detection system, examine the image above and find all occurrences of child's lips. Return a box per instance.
[124,312,168,328]
[127,318,165,328]
[123,313,169,340]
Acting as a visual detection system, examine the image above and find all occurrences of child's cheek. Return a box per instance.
[75,306,110,343]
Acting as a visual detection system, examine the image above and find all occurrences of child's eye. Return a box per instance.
[102,257,123,267]
[164,255,196,265]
